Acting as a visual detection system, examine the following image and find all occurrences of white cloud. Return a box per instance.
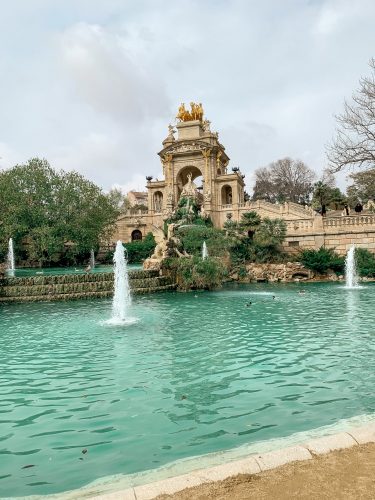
[59,22,170,124]
[0,0,374,194]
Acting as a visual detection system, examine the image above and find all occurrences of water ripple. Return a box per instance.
[0,282,374,496]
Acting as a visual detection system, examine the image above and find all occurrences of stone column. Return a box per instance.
[202,148,212,213]
[163,154,174,212]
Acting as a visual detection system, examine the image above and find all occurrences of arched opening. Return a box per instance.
[131,230,143,241]
[221,185,233,205]
[217,167,222,176]
[176,165,203,201]
[153,191,163,212]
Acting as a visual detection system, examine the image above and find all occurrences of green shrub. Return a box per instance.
[355,248,375,277]
[300,247,344,274]
[177,226,229,257]
[166,256,228,291]
[123,233,156,263]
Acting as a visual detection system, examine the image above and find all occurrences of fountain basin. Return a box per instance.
[0,282,374,497]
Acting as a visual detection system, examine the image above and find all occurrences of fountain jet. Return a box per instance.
[7,238,15,272]
[107,240,135,325]
[202,241,208,260]
[90,249,95,269]
[345,245,359,289]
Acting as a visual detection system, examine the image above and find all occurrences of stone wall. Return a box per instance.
[284,214,375,255]
[230,262,315,283]
[0,270,176,303]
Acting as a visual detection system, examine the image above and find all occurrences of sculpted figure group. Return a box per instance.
[177,102,204,122]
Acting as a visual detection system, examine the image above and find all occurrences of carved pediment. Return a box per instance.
[166,141,209,154]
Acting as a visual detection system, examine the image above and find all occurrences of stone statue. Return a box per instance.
[216,150,222,168]
[190,102,198,120]
[200,204,209,219]
[201,148,211,159]
[202,119,211,132]
[167,190,174,205]
[181,172,197,197]
[176,103,187,122]
[167,124,175,140]
[196,103,204,121]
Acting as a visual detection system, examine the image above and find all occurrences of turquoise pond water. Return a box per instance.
[8,264,141,278]
[0,282,374,497]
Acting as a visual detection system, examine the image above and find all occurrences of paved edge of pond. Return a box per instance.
[47,422,374,500]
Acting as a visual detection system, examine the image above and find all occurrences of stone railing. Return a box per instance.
[244,200,314,219]
[247,200,282,215]
[323,215,375,229]
[285,219,314,232]
[0,270,176,303]
[285,201,314,217]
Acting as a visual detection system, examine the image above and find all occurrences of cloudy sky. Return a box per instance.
[0,0,374,193]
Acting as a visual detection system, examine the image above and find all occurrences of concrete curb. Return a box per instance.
[87,422,375,500]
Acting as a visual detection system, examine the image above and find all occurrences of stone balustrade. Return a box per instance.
[323,215,375,228]
[286,219,314,232]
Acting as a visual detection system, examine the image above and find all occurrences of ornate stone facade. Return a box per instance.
[112,106,375,255]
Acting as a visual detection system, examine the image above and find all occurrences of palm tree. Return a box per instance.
[254,218,287,247]
[239,211,261,238]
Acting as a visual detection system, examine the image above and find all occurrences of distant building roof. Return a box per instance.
[127,190,148,207]
[128,191,147,198]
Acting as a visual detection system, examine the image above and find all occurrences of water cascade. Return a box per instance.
[90,249,95,269]
[202,241,208,260]
[7,238,15,272]
[108,240,133,325]
[345,245,359,289]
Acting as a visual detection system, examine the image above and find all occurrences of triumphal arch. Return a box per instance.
[114,103,247,241]
[147,102,246,226]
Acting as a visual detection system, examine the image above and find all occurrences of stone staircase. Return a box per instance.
[0,270,176,303]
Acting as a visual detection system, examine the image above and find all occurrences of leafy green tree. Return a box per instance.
[312,182,346,211]
[106,188,127,209]
[123,233,156,263]
[0,158,119,265]
[346,170,375,206]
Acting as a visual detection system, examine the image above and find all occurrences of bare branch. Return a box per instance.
[327,58,375,172]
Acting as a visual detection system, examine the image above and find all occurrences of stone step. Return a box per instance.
[0,277,174,298]
[0,284,176,303]
[0,269,159,287]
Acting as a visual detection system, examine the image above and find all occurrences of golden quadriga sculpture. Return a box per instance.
[176,102,204,122]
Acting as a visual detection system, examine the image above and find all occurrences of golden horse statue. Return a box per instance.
[176,102,204,122]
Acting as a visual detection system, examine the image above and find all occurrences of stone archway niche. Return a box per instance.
[221,185,233,205]
[131,229,143,241]
[176,165,203,201]
[153,191,163,213]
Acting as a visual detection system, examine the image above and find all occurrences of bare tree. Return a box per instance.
[320,167,336,188]
[328,58,375,172]
[252,157,316,204]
